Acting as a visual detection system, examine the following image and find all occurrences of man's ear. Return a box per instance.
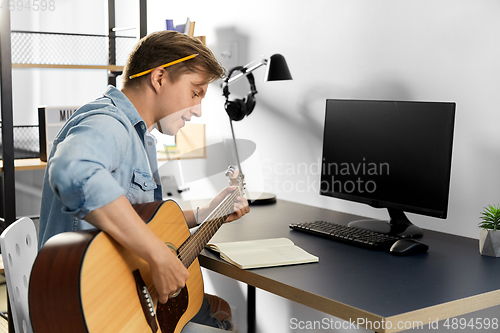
[149,67,166,93]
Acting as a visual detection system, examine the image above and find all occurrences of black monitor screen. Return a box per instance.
[320,99,455,225]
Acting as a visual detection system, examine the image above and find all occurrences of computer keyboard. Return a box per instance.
[289,220,400,250]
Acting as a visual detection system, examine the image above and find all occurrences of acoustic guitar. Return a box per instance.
[29,166,244,333]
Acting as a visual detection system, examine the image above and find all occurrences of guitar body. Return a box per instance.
[29,200,204,333]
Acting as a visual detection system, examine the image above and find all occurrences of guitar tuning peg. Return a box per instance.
[225,165,236,177]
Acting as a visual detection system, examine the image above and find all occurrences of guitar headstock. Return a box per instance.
[225,165,245,196]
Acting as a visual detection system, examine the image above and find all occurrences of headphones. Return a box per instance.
[223,66,258,121]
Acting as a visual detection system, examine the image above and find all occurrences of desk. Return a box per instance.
[197,200,500,333]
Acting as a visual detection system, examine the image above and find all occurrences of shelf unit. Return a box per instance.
[0,159,46,172]
[0,3,147,332]
[12,63,124,71]
[0,0,147,229]
[0,4,212,332]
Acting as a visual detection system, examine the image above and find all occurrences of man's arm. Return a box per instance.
[84,195,189,304]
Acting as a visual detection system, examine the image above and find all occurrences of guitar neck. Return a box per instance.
[177,190,239,268]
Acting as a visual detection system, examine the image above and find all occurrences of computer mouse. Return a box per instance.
[390,239,429,256]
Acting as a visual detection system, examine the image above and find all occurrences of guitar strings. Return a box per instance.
[179,188,240,265]
[181,180,243,265]
[180,199,231,262]
[144,184,243,298]
[143,208,230,298]
[179,183,241,263]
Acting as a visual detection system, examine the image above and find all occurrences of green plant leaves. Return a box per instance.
[479,204,500,230]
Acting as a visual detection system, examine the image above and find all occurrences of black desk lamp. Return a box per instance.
[222,54,292,204]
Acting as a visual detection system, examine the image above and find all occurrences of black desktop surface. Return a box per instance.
[200,200,500,319]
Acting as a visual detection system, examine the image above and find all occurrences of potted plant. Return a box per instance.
[478,204,500,257]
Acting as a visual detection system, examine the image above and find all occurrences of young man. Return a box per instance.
[38,31,249,332]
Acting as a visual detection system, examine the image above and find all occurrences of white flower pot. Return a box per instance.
[479,228,500,257]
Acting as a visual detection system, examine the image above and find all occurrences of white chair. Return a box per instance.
[0,217,37,333]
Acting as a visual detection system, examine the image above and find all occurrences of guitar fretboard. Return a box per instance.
[177,189,240,267]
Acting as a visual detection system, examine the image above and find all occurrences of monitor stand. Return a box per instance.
[347,208,423,238]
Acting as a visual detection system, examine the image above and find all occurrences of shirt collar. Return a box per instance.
[102,85,146,131]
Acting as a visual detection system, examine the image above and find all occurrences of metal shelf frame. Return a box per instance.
[10,30,137,71]
[0,0,147,223]
[0,8,16,227]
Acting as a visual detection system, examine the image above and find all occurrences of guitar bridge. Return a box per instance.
[133,269,158,333]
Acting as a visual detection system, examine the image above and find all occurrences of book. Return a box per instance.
[165,19,175,31]
[184,17,191,35]
[206,238,319,269]
[195,36,206,45]
[188,21,196,37]
[174,24,185,33]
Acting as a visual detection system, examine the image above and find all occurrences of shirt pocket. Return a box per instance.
[127,169,158,203]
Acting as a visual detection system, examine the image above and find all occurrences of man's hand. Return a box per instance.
[198,170,250,224]
[203,186,249,223]
[149,244,189,304]
[84,195,189,304]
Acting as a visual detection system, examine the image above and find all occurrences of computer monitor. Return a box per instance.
[320,99,455,238]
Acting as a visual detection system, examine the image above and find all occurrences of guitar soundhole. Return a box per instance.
[156,286,189,333]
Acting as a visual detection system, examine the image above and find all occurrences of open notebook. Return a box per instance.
[206,238,319,269]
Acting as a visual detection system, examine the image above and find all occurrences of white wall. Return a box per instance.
[148,1,500,332]
[9,1,500,332]
[149,0,500,239]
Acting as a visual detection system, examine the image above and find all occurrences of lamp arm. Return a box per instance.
[228,119,243,176]
[229,118,252,200]
[227,58,268,85]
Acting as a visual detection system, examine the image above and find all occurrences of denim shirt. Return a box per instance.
[38,86,162,248]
